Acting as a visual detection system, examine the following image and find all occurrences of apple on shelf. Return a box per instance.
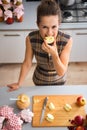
[4,10,14,24]
[13,7,24,22]
[76,96,86,106]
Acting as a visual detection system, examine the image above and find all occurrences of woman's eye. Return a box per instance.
[52,26,57,29]
[42,26,47,29]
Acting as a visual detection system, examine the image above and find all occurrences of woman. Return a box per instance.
[7,0,72,91]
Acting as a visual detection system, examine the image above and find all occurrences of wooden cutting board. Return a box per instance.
[32,95,86,127]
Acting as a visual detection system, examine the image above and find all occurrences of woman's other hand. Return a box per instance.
[7,83,20,92]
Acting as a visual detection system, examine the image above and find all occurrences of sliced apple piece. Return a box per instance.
[48,102,55,110]
[44,36,54,45]
[64,103,72,112]
[46,113,54,122]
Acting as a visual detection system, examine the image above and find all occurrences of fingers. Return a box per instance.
[7,86,15,92]
[7,84,19,92]
[7,88,14,92]
[42,37,57,57]
[7,87,18,92]
[42,43,50,53]
[8,88,17,92]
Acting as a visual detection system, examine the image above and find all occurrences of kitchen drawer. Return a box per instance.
[0,31,25,63]
[71,29,87,62]
[61,29,87,62]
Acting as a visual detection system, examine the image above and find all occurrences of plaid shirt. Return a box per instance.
[29,30,71,85]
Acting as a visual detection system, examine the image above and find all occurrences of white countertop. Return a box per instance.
[0,1,87,31]
[0,85,87,129]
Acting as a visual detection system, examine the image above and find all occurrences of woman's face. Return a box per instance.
[37,15,60,39]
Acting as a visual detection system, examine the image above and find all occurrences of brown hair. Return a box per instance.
[37,0,62,25]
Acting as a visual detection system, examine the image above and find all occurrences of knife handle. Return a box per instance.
[43,97,48,109]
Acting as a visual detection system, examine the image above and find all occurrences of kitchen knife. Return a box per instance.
[40,97,48,124]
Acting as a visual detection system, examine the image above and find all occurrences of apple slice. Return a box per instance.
[46,113,54,122]
[44,36,54,45]
[64,103,72,111]
[48,102,55,110]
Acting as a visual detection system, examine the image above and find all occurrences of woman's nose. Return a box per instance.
[47,28,53,36]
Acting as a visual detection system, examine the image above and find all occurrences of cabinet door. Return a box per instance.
[0,31,25,63]
[71,30,87,62]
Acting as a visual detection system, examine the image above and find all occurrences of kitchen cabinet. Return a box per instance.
[0,29,87,63]
[62,29,87,62]
[0,31,25,63]
[71,29,87,62]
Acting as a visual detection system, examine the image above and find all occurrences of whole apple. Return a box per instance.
[76,96,86,106]
[74,115,84,125]
[6,18,14,24]
[75,126,86,130]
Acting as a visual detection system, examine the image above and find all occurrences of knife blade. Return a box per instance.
[40,97,48,124]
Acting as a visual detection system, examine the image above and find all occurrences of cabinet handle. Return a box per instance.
[4,34,20,36]
[76,33,87,35]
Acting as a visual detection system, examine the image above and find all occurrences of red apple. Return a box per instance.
[75,126,86,130]
[76,96,86,106]
[6,18,14,24]
[17,16,23,22]
[74,115,84,125]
